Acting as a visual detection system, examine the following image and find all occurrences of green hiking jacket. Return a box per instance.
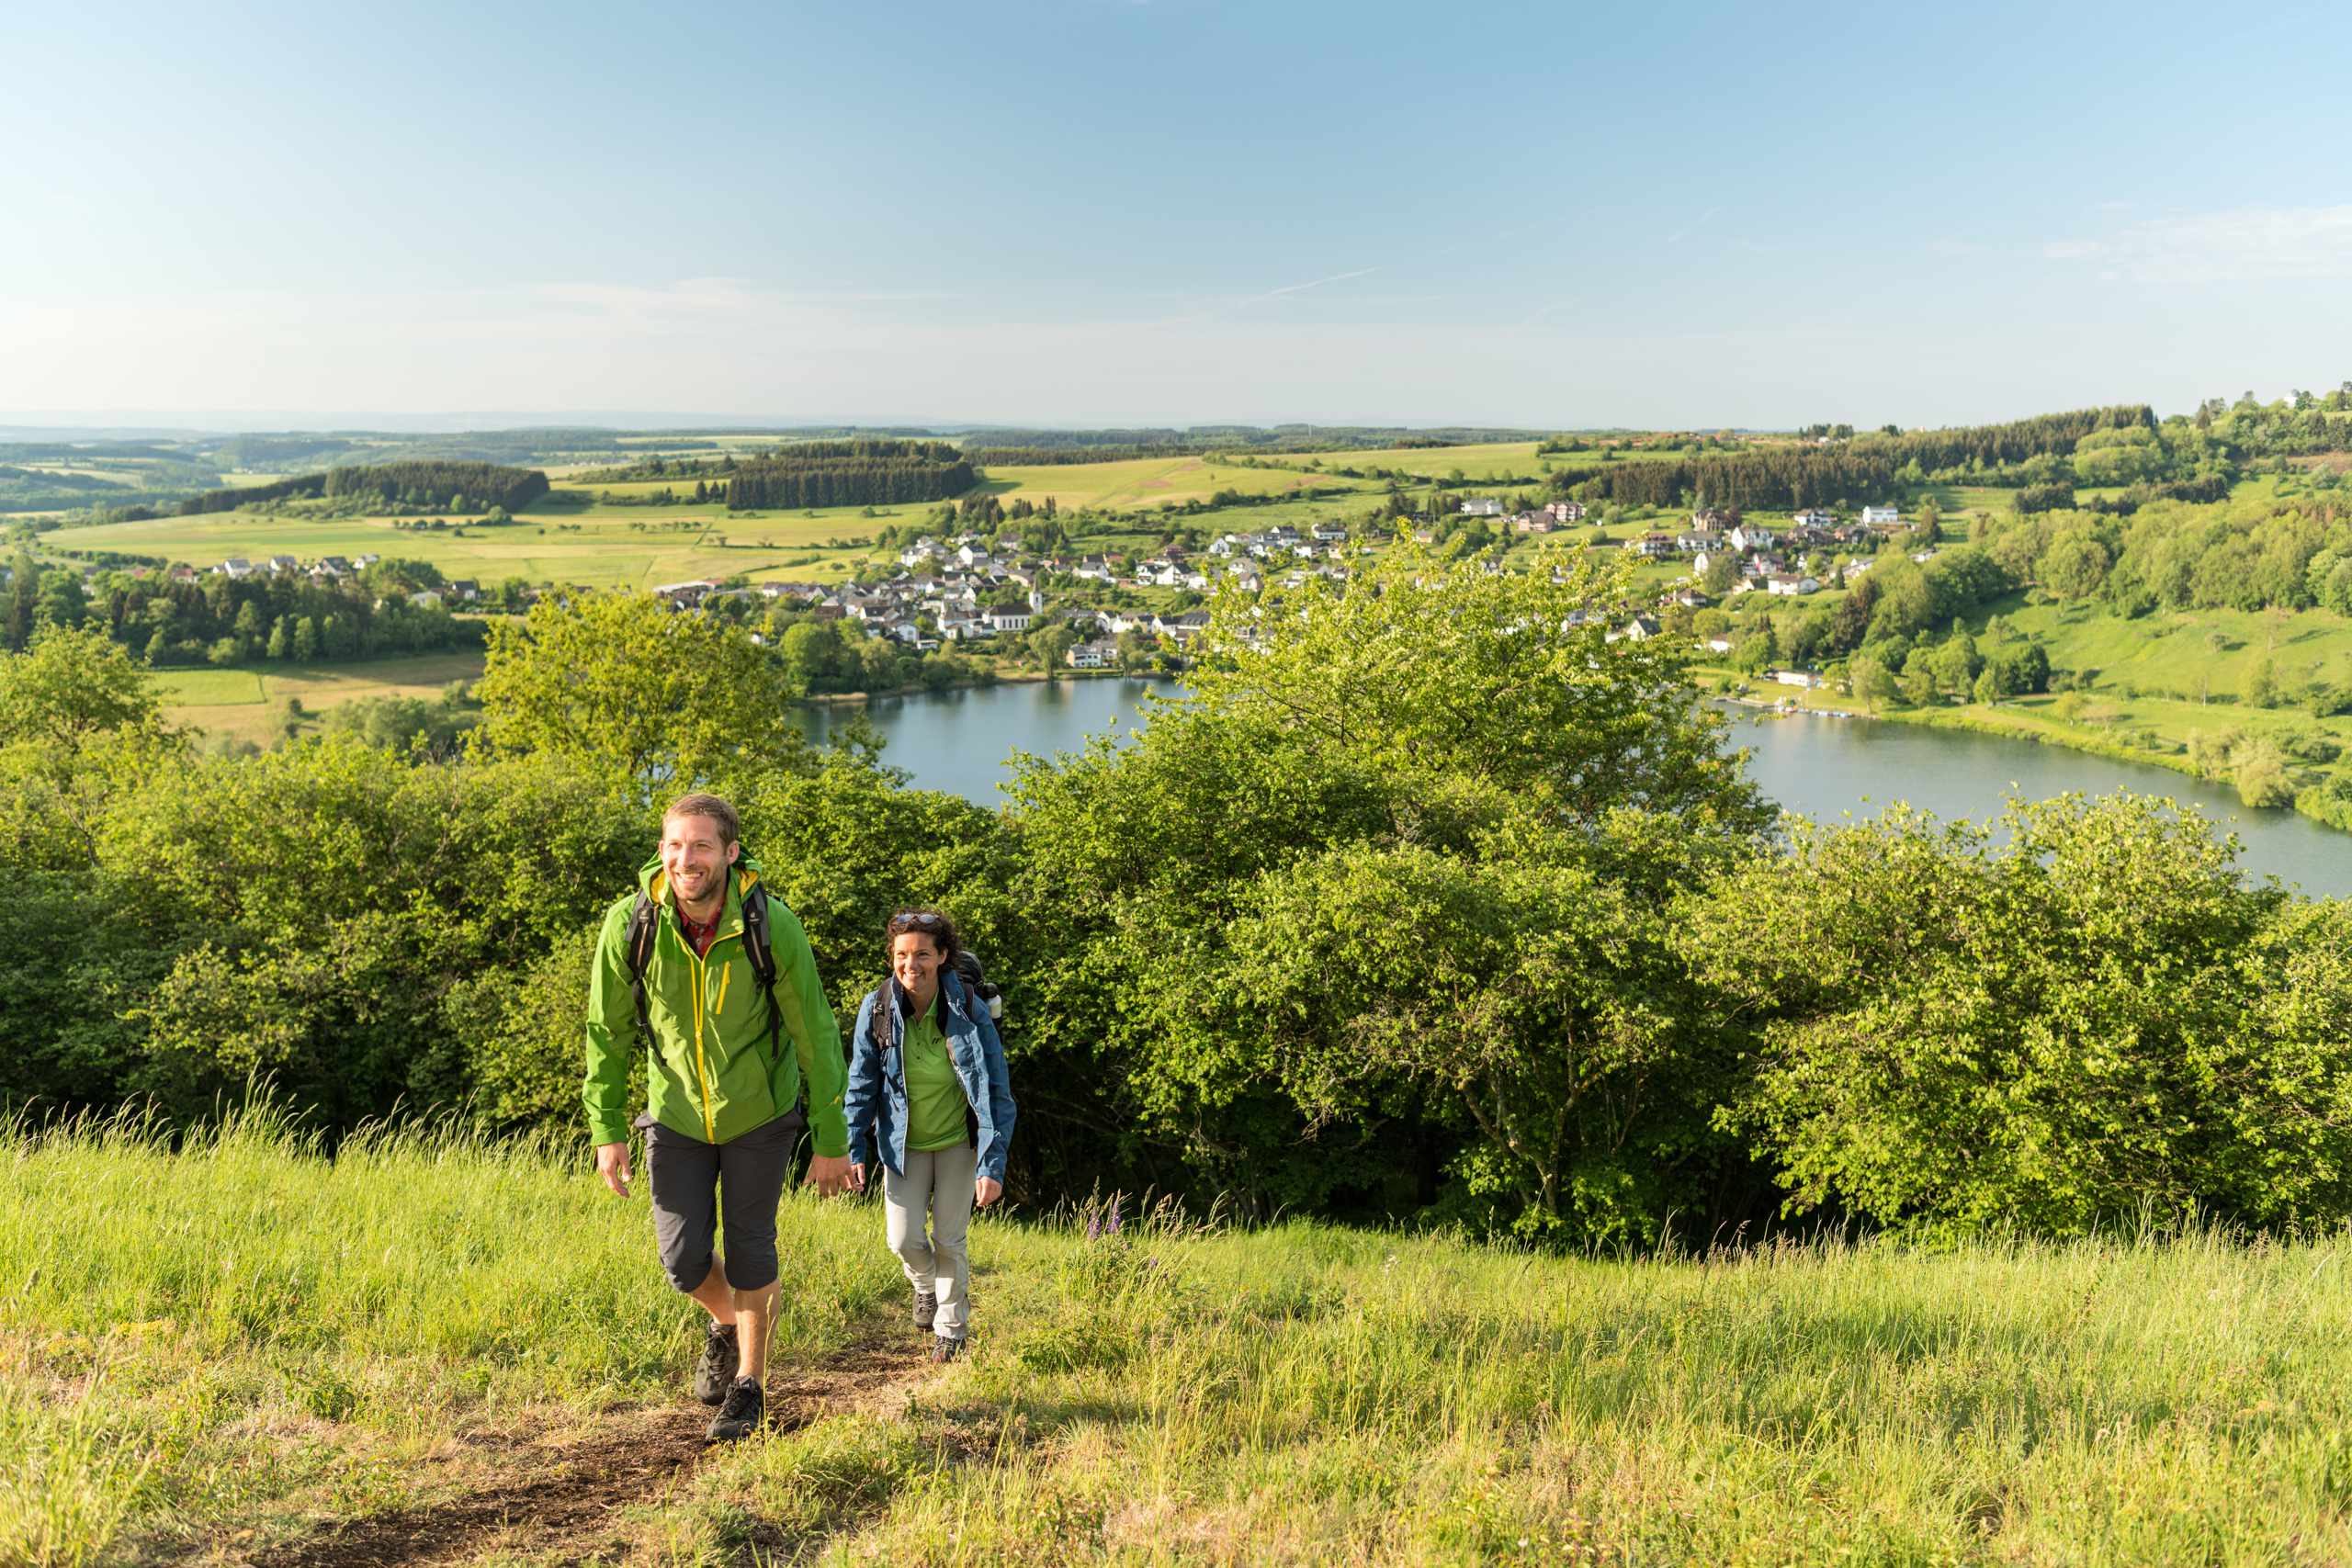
[582,856,849,1156]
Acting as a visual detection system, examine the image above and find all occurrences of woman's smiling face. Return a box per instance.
[891,931,945,1004]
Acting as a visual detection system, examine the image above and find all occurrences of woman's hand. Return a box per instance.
[975,1176,1003,1208]
[846,1163,867,1194]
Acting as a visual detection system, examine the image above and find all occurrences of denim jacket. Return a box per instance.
[845,971,1017,1183]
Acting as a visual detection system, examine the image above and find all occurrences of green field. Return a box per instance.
[51,503,895,592]
[977,453,1379,511]
[13,1112,2352,1565]
[1250,440,1698,484]
[153,650,487,749]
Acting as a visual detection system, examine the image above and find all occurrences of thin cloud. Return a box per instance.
[1153,265,1380,328]
[1233,265,1381,309]
[2044,204,2352,283]
[1664,205,1722,245]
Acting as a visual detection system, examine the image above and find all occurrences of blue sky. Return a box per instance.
[5,0,2349,430]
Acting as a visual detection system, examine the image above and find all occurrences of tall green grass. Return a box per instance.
[8,1117,2352,1563]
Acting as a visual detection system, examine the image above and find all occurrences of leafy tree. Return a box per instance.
[1683,795,2320,1237]
[2234,738,2293,807]
[1929,623,1982,698]
[1899,646,1939,705]
[476,591,809,793]
[1848,652,1896,714]
[2244,654,2279,710]
[0,624,163,754]
[1006,542,1770,1239]
[33,571,86,631]
[2038,532,2111,599]
[3,557,32,651]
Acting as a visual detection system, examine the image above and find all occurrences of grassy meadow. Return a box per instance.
[10,1112,2352,1566]
[1248,442,1695,484]
[148,650,488,750]
[975,453,1379,511]
[52,503,894,592]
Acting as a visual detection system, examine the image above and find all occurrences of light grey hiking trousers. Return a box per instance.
[883,1142,977,1340]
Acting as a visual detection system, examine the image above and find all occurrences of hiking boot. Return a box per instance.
[692,1320,739,1406]
[929,1336,963,1364]
[912,1288,938,1332]
[706,1376,765,1443]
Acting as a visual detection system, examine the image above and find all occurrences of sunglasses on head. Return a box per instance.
[892,910,946,930]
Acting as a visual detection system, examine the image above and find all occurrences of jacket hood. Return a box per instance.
[637,852,766,908]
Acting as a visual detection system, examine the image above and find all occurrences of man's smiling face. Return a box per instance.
[660,810,739,914]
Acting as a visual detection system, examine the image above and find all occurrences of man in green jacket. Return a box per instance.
[584,792,853,1443]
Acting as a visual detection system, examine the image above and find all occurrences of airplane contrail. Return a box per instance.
[1237,265,1380,307]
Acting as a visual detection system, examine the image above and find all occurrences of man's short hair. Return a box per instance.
[662,793,740,846]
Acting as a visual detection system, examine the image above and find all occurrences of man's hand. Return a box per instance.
[805,1154,853,1197]
[975,1176,1003,1209]
[594,1141,632,1197]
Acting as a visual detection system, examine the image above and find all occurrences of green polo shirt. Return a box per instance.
[902,1001,970,1153]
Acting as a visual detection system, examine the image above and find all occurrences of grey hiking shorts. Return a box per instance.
[641,1109,804,1292]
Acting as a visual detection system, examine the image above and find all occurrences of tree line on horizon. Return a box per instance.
[179,461,551,516]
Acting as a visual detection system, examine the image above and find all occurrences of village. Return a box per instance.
[153,491,1934,684]
[640,519,1362,671]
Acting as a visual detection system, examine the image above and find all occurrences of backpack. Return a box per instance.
[622,864,785,1068]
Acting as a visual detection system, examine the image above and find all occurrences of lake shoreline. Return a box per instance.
[1719,686,2352,838]
[800,668,1177,706]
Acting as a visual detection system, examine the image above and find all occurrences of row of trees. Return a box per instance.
[3,552,470,665]
[1849,404,2156,473]
[1966,493,2352,618]
[964,444,1211,466]
[8,547,2348,1246]
[1549,449,1900,510]
[179,462,550,515]
[725,441,978,510]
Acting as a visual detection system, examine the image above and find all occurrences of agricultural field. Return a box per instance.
[49,502,895,592]
[151,650,487,750]
[976,453,1377,511]
[14,1113,2352,1566]
[1250,440,1694,484]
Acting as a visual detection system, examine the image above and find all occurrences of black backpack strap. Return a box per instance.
[623,891,661,1043]
[737,874,785,1065]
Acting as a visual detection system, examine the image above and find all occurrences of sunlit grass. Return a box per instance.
[9,1115,2352,1562]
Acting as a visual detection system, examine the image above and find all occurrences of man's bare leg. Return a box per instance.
[685,1261,778,1380]
[685,1259,734,1328]
[733,1280,779,1381]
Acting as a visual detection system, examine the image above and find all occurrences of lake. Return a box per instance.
[797,678,2352,898]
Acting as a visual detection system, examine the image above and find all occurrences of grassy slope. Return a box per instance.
[1728,592,2352,816]
[8,1119,2352,1566]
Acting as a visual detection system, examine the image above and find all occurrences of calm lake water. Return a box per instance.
[798,678,2352,898]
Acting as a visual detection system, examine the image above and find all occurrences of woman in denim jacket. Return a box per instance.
[843,908,1017,1360]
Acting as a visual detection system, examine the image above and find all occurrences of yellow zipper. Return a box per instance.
[684,908,747,1145]
[688,949,716,1142]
